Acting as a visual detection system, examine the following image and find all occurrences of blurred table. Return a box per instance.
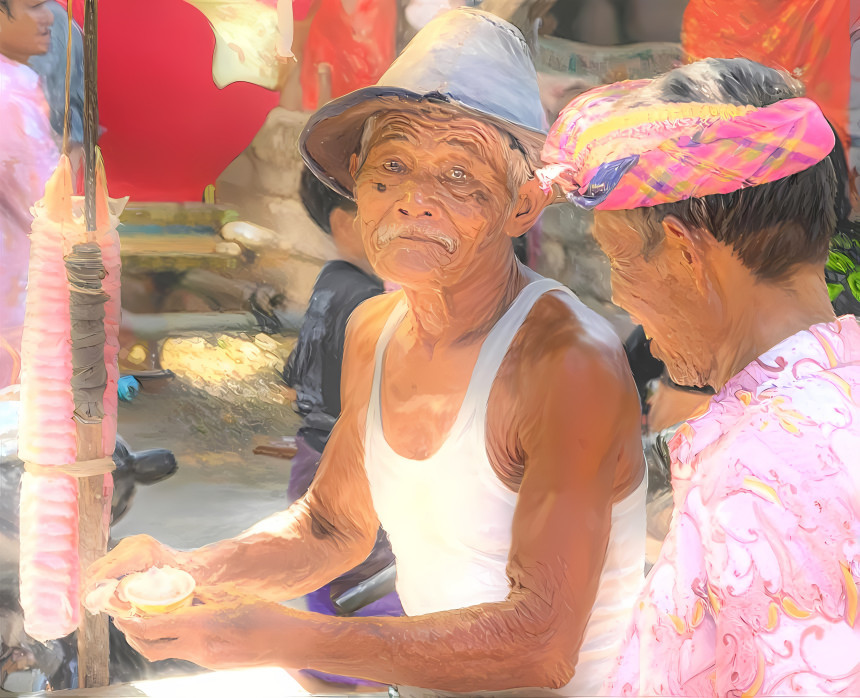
[37,667,389,698]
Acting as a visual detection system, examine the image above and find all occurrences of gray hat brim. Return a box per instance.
[299,87,548,200]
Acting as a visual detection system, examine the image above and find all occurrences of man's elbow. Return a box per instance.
[527,650,576,690]
[513,619,578,689]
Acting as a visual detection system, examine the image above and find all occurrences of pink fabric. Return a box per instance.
[19,472,80,641]
[0,54,59,388]
[538,82,835,210]
[609,317,860,696]
[17,159,77,468]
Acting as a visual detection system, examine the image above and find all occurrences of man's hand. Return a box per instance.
[113,585,294,670]
[84,535,185,599]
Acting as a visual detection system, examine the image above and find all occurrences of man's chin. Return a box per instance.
[655,345,708,389]
[374,248,455,286]
[665,364,709,390]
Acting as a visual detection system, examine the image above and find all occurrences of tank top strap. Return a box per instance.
[367,296,409,428]
[454,278,570,431]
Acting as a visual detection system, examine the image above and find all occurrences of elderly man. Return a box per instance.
[86,9,646,697]
[541,58,860,695]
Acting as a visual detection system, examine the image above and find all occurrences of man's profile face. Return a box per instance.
[0,0,53,62]
[593,209,715,387]
[352,109,516,288]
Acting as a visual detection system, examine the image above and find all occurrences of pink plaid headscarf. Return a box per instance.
[537,79,835,210]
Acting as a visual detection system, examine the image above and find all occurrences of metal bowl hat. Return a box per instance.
[299,8,548,199]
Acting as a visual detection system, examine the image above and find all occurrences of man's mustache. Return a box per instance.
[375,224,457,254]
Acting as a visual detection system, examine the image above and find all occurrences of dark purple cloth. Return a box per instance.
[286,432,324,504]
[300,585,404,687]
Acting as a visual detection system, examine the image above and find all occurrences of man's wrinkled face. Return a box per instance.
[593,210,714,387]
[351,110,516,287]
[0,0,53,62]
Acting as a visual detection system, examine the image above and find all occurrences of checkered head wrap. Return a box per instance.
[537,79,835,210]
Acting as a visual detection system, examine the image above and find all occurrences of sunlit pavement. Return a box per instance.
[112,376,301,549]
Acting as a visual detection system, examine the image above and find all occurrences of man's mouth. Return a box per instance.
[376,224,457,254]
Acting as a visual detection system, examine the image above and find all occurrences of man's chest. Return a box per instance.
[376,334,522,481]
[378,339,482,459]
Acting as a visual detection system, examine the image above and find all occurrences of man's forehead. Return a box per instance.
[368,110,507,153]
[594,211,643,254]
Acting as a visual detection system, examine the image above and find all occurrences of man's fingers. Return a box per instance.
[84,536,158,590]
[114,611,213,665]
[121,631,177,663]
[114,602,218,642]
[114,612,179,642]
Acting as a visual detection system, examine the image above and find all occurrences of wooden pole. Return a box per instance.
[76,426,110,689]
[76,0,110,687]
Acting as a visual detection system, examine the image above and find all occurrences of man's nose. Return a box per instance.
[397,184,438,219]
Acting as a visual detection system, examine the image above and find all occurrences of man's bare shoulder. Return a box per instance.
[502,286,644,497]
[344,291,403,355]
[518,289,630,386]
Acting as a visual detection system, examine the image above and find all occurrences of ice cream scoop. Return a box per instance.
[120,566,196,615]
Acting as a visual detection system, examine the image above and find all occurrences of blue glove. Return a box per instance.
[118,376,141,402]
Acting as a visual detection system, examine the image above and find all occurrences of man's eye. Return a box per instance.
[383,160,404,173]
[448,167,468,181]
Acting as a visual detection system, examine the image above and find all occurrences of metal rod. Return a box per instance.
[84,0,98,235]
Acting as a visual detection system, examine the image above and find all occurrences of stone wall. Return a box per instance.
[533,203,635,339]
[215,108,336,310]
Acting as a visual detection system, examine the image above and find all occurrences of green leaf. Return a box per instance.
[826,250,855,274]
[848,271,860,303]
[827,283,844,302]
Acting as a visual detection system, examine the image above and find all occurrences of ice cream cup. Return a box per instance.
[122,566,196,616]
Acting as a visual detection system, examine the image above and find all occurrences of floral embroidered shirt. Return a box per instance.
[609,317,860,696]
[1,53,58,387]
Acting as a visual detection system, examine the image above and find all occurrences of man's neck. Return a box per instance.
[710,265,837,388]
[401,252,528,351]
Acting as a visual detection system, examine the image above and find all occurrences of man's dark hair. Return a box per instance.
[627,58,837,280]
[300,167,357,235]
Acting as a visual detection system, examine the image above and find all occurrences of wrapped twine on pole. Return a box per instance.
[65,242,108,421]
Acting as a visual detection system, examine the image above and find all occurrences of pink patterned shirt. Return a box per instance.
[609,317,860,696]
[0,53,58,388]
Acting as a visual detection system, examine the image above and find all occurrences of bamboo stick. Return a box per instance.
[76,0,110,687]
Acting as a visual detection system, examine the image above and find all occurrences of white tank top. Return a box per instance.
[363,276,647,697]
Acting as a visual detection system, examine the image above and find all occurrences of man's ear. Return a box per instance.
[507,177,554,238]
[329,205,356,239]
[660,215,715,294]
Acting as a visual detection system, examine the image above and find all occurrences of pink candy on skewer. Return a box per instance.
[19,157,82,641]
[18,155,126,642]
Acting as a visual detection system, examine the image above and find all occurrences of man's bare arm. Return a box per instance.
[179,414,379,601]
[86,307,382,603]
